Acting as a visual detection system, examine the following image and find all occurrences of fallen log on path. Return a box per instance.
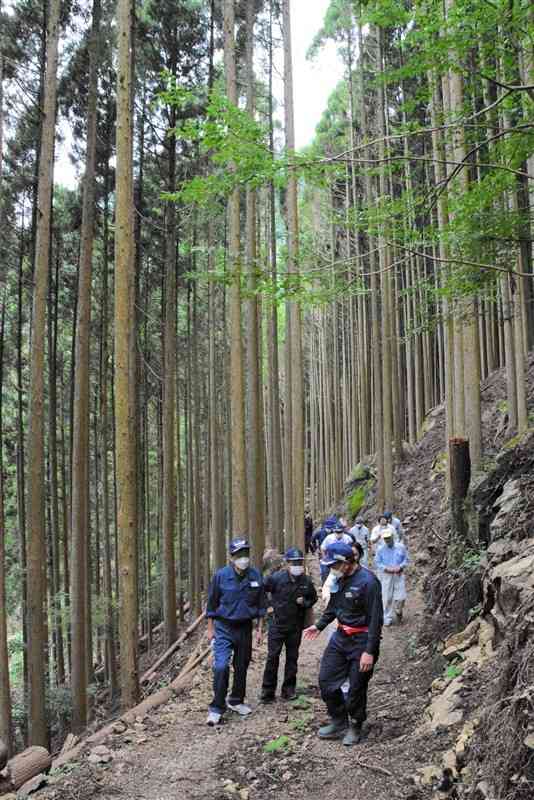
[0,746,52,795]
[140,612,205,684]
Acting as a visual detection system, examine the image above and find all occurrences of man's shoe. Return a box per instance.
[227,701,252,716]
[281,690,297,701]
[342,722,362,746]
[318,719,348,740]
[260,693,275,704]
[206,709,222,726]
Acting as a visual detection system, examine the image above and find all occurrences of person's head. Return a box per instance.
[229,538,251,571]
[285,547,304,577]
[325,515,337,530]
[333,522,345,540]
[382,529,394,548]
[378,515,387,526]
[383,511,392,522]
[322,542,356,578]
[351,541,364,563]
[355,516,364,527]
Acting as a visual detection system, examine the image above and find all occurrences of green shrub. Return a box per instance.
[347,480,372,517]
[263,735,291,753]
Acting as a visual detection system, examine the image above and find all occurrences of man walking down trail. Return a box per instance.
[303,541,383,746]
[206,539,266,726]
[383,510,405,542]
[348,517,370,566]
[260,548,318,703]
[370,514,398,554]
[374,529,409,626]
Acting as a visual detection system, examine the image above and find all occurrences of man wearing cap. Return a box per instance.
[320,522,354,584]
[374,529,409,626]
[206,538,266,726]
[260,547,318,703]
[304,541,383,746]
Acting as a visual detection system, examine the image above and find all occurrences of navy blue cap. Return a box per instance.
[284,547,304,561]
[321,541,355,566]
[229,538,250,555]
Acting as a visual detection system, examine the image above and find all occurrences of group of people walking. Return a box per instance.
[204,508,409,747]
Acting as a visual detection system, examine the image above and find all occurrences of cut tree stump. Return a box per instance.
[448,437,472,566]
[0,747,51,795]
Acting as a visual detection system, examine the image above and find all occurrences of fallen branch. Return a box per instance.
[140,612,205,684]
[356,758,393,778]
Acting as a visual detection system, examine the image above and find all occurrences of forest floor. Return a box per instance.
[40,560,446,800]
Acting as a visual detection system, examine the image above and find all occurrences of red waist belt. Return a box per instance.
[338,624,369,636]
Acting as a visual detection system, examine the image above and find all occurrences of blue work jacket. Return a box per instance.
[206,564,267,623]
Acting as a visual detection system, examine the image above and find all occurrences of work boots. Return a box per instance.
[318,717,348,740]
[342,721,362,746]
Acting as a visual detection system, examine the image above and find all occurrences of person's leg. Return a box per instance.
[346,650,374,725]
[394,598,405,622]
[229,622,253,705]
[318,633,350,728]
[261,623,285,699]
[380,574,395,625]
[342,639,376,745]
[281,628,303,697]
[209,621,234,714]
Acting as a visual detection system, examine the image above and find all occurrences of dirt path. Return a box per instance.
[44,562,438,800]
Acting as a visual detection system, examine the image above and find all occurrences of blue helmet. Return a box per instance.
[321,541,355,566]
[383,511,392,520]
[332,522,346,533]
[284,547,304,561]
[324,515,338,529]
[229,538,250,555]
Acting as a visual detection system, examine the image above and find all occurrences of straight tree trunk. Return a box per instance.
[26,0,61,747]
[245,3,266,565]
[71,0,101,732]
[282,0,304,550]
[114,0,139,709]
[0,294,12,756]
[223,0,248,536]
[162,117,178,648]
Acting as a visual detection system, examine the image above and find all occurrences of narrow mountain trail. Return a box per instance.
[44,556,440,800]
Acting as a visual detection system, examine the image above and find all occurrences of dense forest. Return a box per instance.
[0,0,533,762]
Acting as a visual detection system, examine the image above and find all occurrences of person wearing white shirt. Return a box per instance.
[383,510,404,541]
[370,516,398,555]
[348,517,370,567]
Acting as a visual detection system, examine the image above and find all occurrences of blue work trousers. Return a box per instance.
[209,619,252,714]
[318,630,376,724]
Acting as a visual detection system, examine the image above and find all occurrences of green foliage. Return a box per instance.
[289,713,313,733]
[462,550,482,571]
[290,695,311,710]
[444,661,464,680]
[263,735,291,753]
[347,481,372,518]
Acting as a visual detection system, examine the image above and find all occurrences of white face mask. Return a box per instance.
[234,557,250,571]
[289,565,304,577]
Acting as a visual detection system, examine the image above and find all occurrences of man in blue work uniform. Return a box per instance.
[310,515,338,582]
[206,538,266,726]
[304,541,383,746]
[260,547,318,703]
